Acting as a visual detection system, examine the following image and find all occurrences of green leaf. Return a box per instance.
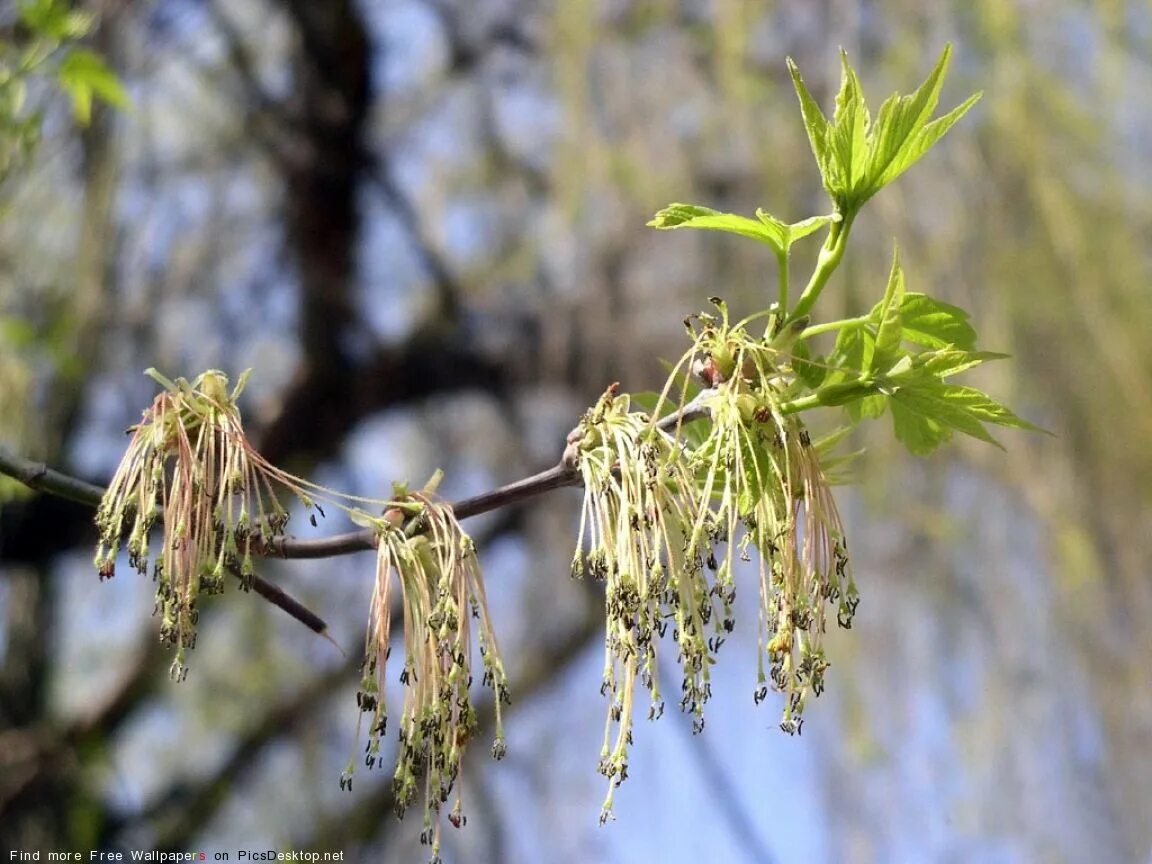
[937,385,1046,433]
[787,45,981,213]
[889,376,1045,455]
[861,393,888,418]
[873,92,982,192]
[894,384,1001,449]
[57,48,129,124]
[808,326,873,418]
[890,395,953,455]
[864,45,981,199]
[830,50,871,198]
[830,324,871,382]
[812,426,863,484]
[649,203,782,249]
[649,203,835,257]
[790,340,827,389]
[867,45,953,185]
[630,390,674,418]
[916,349,1009,379]
[870,246,906,373]
[819,447,867,486]
[756,209,839,251]
[787,57,835,195]
[845,392,880,425]
[812,424,854,453]
[898,293,977,349]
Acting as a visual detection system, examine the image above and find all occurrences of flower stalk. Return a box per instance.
[570,384,713,821]
[676,300,859,733]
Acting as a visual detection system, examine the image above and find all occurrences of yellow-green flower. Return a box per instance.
[94,368,327,679]
[670,300,858,734]
[354,488,506,859]
[571,384,719,821]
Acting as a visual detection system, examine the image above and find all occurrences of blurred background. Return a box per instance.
[2,1,1151,862]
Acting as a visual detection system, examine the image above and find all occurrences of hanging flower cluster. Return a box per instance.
[95,370,510,860]
[350,479,507,862]
[676,300,859,735]
[568,384,710,821]
[93,368,333,680]
[570,299,859,820]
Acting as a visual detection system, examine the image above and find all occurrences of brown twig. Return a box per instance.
[0,446,330,636]
[0,390,713,564]
[0,447,105,508]
[261,389,712,558]
[0,391,712,647]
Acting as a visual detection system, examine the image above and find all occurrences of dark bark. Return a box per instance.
[256,0,372,466]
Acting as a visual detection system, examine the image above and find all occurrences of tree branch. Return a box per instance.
[0,391,713,563]
[0,446,329,636]
[262,391,710,557]
[0,447,104,508]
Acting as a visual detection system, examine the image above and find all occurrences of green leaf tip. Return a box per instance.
[870,245,906,373]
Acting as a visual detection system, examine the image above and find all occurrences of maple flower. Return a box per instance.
[93,369,322,679]
[352,484,507,860]
[672,300,859,734]
[570,384,720,821]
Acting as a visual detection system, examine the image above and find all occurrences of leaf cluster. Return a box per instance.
[648,45,1040,457]
[810,250,1043,454]
[788,43,981,216]
[649,204,838,259]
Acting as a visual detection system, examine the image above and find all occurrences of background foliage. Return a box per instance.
[1,2,1150,862]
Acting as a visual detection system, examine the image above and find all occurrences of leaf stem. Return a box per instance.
[799,315,870,340]
[775,250,789,315]
[779,378,877,415]
[777,393,820,415]
[788,210,856,324]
